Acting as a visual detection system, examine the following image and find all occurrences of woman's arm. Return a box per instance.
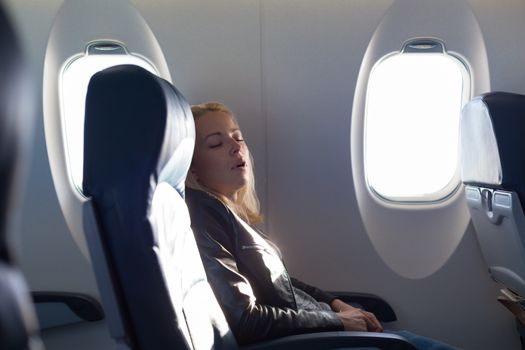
[289,275,382,333]
[290,277,337,305]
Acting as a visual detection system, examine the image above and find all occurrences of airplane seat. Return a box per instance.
[0,4,43,350]
[82,64,235,349]
[82,64,416,350]
[460,91,525,334]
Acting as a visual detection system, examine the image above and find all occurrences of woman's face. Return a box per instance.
[191,111,250,201]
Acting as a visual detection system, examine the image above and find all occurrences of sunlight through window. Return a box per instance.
[365,51,469,202]
[60,42,158,193]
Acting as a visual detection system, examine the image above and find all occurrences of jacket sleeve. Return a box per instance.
[290,277,337,305]
[188,193,343,345]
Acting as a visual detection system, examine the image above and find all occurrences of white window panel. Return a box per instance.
[364,52,469,202]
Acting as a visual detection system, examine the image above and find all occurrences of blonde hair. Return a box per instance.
[186,102,263,224]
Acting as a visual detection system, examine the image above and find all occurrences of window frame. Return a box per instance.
[363,38,472,204]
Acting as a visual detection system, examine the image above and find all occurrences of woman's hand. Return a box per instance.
[331,299,383,332]
[330,298,355,312]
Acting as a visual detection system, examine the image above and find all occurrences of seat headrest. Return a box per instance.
[460,92,525,196]
[83,65,194,199]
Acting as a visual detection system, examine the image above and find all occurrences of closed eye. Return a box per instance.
[233,131,244,142]
[209,143,222,149]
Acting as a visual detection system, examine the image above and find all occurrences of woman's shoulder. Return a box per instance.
[185,187,213,202]
[185,188,232,221]
[185,188,239,248]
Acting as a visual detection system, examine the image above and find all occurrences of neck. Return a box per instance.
[225,191,238,203]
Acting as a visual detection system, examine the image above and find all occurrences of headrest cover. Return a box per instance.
[460,92,525,197]
[460,96,502,185]
[83,65,194,199]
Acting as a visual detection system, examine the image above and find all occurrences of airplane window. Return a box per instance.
[60,41,158,193]
[364,43,470,203]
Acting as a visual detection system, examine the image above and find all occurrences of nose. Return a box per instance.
[229,138,241,155]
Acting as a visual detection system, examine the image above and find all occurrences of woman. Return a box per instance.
[185,102,457,349]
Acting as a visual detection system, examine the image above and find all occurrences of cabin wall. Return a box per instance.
[5,0,525,349]
[470,0,525,94]
[5,0,100,296]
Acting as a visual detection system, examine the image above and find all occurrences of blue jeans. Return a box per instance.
[387,330,461,350]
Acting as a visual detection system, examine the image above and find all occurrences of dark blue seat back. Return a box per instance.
[82,64,236,349]
[461,92,525,297]
[0,4,43,350]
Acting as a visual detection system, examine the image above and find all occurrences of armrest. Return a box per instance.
[243,331,417,350]
[32,291,104,325]
[330,292,397,322]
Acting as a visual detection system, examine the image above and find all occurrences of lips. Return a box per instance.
[232,160,247,170]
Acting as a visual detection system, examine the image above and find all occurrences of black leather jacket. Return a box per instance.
[186,188,343,345]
